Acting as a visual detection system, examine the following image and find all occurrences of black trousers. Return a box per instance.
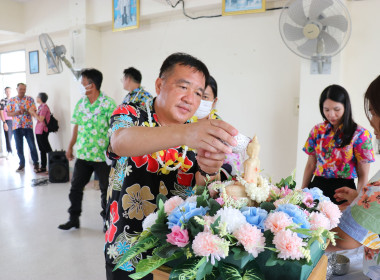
[309,176,356,205]
[36,132,52,168]
[68,159,110,221]
[3,120,13,153]
[105,263,153,280]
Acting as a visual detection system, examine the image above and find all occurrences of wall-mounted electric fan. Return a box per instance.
[39,33,81,79]
[279,0,351,73]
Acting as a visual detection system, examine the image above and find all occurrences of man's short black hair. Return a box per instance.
[4,87,10,91]
[17,83,26,88]
[159,53,209,88]
[81,68,103,91]
[38,92,48,103]
[123,67,142,84]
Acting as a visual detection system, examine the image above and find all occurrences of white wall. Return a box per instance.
[1,0,379,183]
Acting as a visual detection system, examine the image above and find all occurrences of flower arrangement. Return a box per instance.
[114,173,341,280]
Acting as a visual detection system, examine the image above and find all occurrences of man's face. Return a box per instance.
[81,76,93,96]
[122,76,130,91]
[155,64,205,124]
[4,88,11,98]
[17,84,26,97]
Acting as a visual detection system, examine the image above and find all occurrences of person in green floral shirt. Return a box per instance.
[58,68,116,231]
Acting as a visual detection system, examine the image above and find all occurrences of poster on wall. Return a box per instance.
[113,0,139,32]
[222,0,266,16]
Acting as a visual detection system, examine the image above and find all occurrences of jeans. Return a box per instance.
[13,128,39,167]
[68,159,110,221]
[36,132,52,168]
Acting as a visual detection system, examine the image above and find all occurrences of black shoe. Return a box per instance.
[33,164,39,173]
[58,219,80,230]
[16,165,25,172]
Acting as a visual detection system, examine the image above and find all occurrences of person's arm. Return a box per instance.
[0,110,8,131]
[66,125,78,161]
[356,162,370,191]
[7,109,22,117]
[326,226,362,252]
[110,119,238,158]
[28,107,45,122]
[301,155,317,189]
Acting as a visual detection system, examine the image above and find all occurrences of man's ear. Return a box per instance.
[155,77,163,96]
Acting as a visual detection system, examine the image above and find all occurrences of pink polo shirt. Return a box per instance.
[35,103,51,134]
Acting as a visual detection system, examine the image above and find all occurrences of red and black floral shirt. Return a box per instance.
[104,98,198,273]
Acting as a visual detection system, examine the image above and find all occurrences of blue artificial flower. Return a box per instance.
[167,202,209,229]
[240,206,268,231]
[276,204,310,237]
[303,187,330,202]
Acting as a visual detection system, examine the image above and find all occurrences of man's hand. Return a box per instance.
[334,187,358,211]
[184,119,238,154]
[66,147,75,161]
[3,122,8,131]
[196,148,225,175]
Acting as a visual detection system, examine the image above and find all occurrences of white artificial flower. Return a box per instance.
[215,207,247,234]
[185,196,198,203]
[107,244,119,259]
[142,212,158,231]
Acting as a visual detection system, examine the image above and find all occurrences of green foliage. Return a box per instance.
[210,216,221,235]
[219,262,242,280]
[150,223,170,241]
[114,235,160,271]
[260,202,276,212]
[187,216,204,238]
[276,170,296,189]
[218,261,264,280]
[169,257,206,280]
[153,243,181,259]
[196,260,214,280]
[208,198,222,216]
[130,252,183,279]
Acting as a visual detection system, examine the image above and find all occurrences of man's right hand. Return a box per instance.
[184,119,238,154]
[66,147,75,161]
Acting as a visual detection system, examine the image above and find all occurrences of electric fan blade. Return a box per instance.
[320,15,348,32]
[320,31,339,54]
[287,0,307,26]
[283,23,305,41]
[297,39,318,57]
[309,0,333,20]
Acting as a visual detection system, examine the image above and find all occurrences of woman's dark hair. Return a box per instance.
[159,52,209,88]
[207,75,218,98]
[38,92,48,103]
[319,84,357,147]
[364,75,380,126]
[81,68,103,91]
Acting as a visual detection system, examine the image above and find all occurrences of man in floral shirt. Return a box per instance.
[6,83,39,172]
[58,68,116,231]
[121,67,152,106]
[104,53,238,280]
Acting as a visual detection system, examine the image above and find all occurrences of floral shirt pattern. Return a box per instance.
[122,86,152,108]
[71,92,116,162]
[339,171,380,278]
[0,98,12,121]
[303,121,375,179]
[104,98,198,272]
[6,95,36,130]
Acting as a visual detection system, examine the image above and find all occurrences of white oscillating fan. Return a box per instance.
[279,0,351,73]
[39,33,81,79]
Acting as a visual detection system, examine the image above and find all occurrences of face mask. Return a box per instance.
[194,100,214,119]
[78,83,91,95]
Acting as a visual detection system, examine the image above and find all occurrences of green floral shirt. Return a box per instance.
[71,92,116,162]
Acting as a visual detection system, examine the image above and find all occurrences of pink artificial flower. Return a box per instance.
[203,215,216,232]
[273,198,286,208]
[273,229,306,260]
[166,225,189,247]
[164,196,184,215]
[264,212,293,233]
[280,186,292,197]
[317,201,342,229]
[215,197,224,206]
[192,232,228,265]
[309,212,330,230]
[233,223,265,257]
[302,192,315,208]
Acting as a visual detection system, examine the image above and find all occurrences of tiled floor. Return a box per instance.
[0,153,105,280]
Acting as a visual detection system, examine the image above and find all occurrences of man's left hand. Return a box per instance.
[196,148,225,175]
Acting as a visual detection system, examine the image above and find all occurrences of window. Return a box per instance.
[0,50,26,96]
